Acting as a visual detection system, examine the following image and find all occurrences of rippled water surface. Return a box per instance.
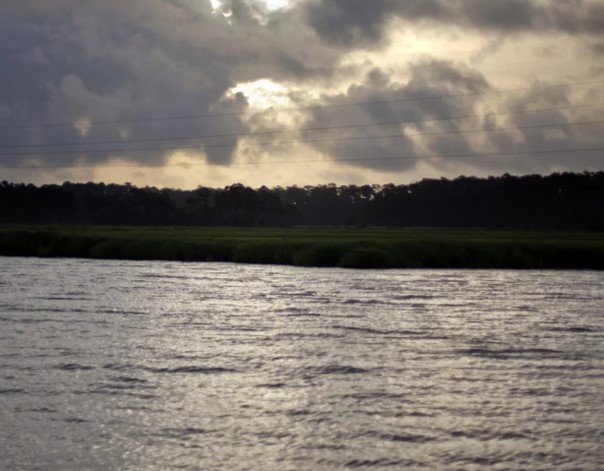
[0,257,603,470]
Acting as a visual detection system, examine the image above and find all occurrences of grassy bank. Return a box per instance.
[0,225,603,269]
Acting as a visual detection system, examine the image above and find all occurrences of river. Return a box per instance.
[0,257,602,470]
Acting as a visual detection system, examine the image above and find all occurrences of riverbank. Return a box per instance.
[1,225,603,269]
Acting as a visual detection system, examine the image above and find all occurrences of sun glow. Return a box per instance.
[262,0,290,10]
[210,0,291,13]
[229,79,292,110]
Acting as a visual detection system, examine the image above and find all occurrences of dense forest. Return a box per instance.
[1,172,603,230]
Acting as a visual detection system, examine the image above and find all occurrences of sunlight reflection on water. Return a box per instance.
[0,257,602,470]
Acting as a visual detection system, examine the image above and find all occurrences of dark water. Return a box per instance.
[0,257,602,470]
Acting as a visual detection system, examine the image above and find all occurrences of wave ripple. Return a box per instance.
[0,258,602,470]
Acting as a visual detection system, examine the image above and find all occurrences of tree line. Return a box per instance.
[1,171,602,230]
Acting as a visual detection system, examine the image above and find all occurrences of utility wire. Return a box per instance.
[244,119,604,149]
[1,102,602,153]
[0,118,602,159]
[2,147,603,169]
[0,80,602,131]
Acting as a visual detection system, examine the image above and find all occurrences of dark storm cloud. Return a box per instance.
[0,0,602,180]
[411,79,604,176]
[0,0,341,168]
[305,0,448,47]
[305,0,604,47]
[472,84,604,175]
[300,60,490,171]
[297,59,604,175]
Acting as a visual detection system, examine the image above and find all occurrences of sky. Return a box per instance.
[1,0,603,189]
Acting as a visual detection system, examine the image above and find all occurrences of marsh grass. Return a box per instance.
[0,225,603,269]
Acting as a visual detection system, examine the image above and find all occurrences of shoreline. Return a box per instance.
[1,225,603,270]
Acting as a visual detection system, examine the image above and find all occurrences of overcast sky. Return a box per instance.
[1,0,603,188]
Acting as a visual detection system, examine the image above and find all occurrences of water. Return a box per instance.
[0,257,602,470]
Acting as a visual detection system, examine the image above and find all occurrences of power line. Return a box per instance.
[0,80,602,131]
[2,147,603,169]
[1,102,602,153]
[254,147,604,167]
[249,119,604,149]
[0,118,602,159]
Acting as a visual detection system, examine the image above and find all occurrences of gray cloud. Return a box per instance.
[475,84,604,175]
[0,0,602,184]
[299,60,490,171]
[592,41,604,55]
[305,0,448,47]
[305,0,604,47]
[0,0,341,169]
[295,59,604,176]
[418,80,604,176]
